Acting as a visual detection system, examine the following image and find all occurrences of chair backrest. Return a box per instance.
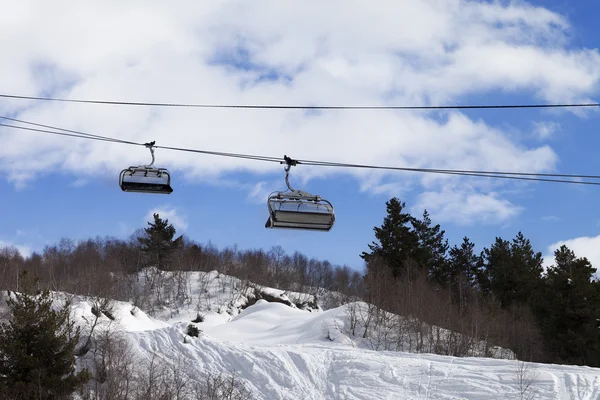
[266,197,335,231]
[119,167,173,194]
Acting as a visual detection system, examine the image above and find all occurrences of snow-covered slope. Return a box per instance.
[60,271,600,399]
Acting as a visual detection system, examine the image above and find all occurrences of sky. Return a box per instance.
[3,0,600,272]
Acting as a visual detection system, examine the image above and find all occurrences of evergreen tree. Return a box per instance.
[447,236,484,311]
[360,198,419,278]
[480,232,543,309]
[0,270,89,399]
[536,245,600,366]
[137,213,183,270]
[478,237,510,300]
[510,231,544,304]
[479,233,546,361]
[413,209,449,284]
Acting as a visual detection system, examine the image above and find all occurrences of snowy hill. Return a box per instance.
[39,270,600,399]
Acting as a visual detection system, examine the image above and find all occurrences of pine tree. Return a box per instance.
[137,213,183,270]
[480,232,543,309]
[536,245,600,366]
[0,270,90,399]
[447,236,484,311]
[480,237,511,305]
[477,233,547,361]
[360,198,419,278]
[509,231,544,305]
[412,209,449,284]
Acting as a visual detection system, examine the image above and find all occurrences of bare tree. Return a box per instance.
[194,371,251,400]
[195,272,216,312]
[160,352,195,400]
[77,296,116,356]
[514,360,538,400]
[0,246,23,291]
[81,323,136,400]
[134,352,171,400]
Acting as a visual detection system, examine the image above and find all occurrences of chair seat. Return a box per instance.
[120,181,173,194]
[266,204,335,231]
[119,167,173,194]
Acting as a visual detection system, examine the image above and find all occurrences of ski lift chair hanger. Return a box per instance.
[119,141,173,194]
[265,155,335,231]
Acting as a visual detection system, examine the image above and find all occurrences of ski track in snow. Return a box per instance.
[64,272,599,400]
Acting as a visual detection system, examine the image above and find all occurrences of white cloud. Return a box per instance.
[0,240,32,258]
[247,181,272,205]
[414,188,523,226]
[1,1,599,223]
[532,121,560,140]
[543,235,600,275]
[145,207,188,233]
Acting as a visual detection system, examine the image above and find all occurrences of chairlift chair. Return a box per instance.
[265,156,335,231]
[119,142,173,194]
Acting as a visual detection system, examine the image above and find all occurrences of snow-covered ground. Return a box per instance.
[46,270,600,398]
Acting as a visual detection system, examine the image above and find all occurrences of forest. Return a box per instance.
[0,197,599,371]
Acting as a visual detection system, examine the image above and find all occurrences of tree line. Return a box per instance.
[360,197,600,367]
[0,213,363,309]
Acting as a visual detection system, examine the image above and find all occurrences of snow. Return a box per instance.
[206,300,329,345]
[69,296,170,332]
[119,304,600,399]
[40,270,600,399]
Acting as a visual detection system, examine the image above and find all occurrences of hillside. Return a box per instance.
[41,270,600,399]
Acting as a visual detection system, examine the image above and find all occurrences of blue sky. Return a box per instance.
[3,1,600,271]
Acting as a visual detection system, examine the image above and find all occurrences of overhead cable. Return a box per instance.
[0,116,140,146]
[296,159,600,180]
[0,123,135,145]
[1,93,599,111]
[1,116,599,186]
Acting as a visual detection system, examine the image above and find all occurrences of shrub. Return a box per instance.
[187,324,201,338]
[192,312,205,323]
